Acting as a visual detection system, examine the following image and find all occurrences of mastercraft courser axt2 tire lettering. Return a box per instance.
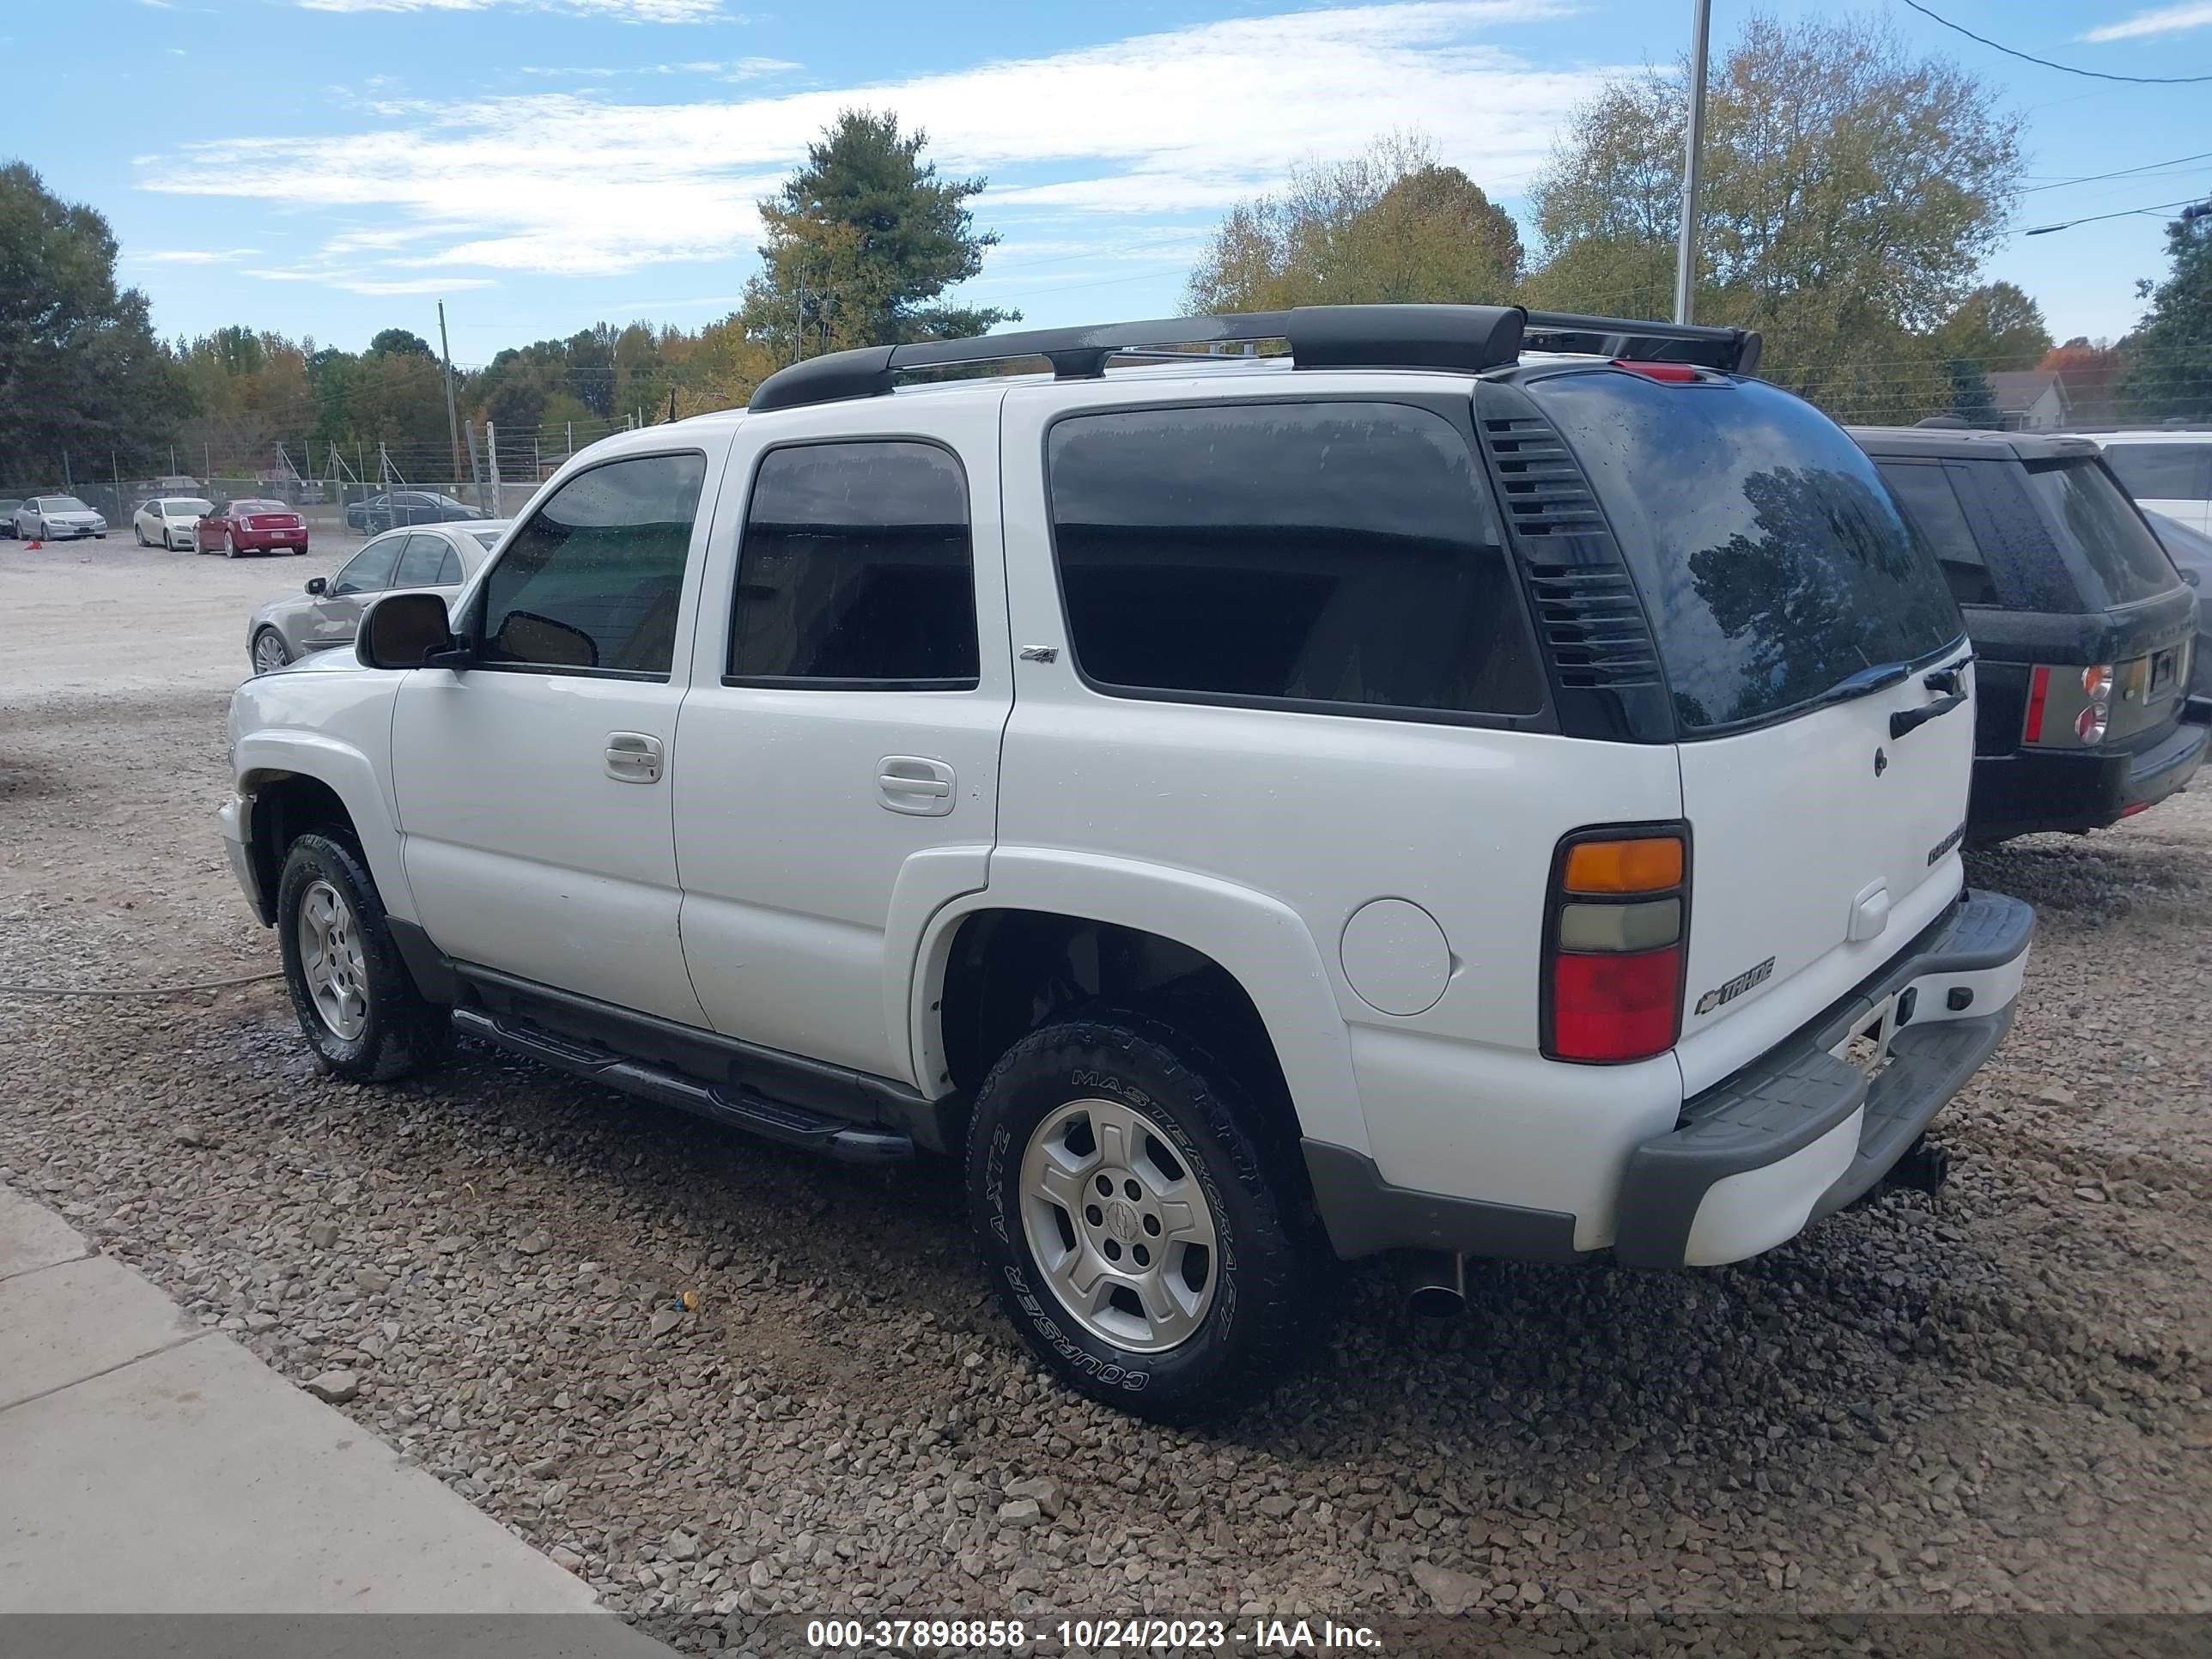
[964,1012,1328,1422]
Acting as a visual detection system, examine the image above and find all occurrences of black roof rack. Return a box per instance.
[747,303,1761,413]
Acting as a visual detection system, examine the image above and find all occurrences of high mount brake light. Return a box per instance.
[1610,359,1701,382]
[1544,826,1689,1065]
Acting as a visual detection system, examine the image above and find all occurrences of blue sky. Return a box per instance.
[8,0,2210,367]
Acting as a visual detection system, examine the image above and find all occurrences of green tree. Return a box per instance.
[1189,134,1522,314]
[739,109,1013,356]
[1947,358,1997,427]
[1934,281,2051,373]
[0,161,190,480]
[2124,212,2212,421]
[368,327,434,359]
[1528,14,2023,413]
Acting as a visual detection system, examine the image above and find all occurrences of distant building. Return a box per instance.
[1985,370,2073,432]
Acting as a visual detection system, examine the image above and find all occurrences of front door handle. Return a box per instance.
[878,755,955,817]
[605,732,664,784]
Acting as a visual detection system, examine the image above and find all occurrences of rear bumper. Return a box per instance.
[1971,720,2207,839]
[1612,889,2033,1269]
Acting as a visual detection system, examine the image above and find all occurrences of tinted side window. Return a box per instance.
[481,452,705,676]
[392,533,448,588]
[729,441,977,685]
[434,547,462,585]
[1876,461,2000,607]
[1047,402,1540,719]
[331,538,404,596]
[2102,444,2212,503]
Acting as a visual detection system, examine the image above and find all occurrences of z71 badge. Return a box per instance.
[1695,956,1775,1017]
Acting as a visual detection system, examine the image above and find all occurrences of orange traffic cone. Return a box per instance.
[25,538,40,550]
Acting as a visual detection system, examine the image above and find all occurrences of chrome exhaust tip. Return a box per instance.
[1401,1249,1468,1317]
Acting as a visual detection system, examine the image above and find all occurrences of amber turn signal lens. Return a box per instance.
[1564,836,1683,894]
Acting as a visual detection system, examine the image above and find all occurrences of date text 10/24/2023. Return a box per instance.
[804,1618,1387,1652]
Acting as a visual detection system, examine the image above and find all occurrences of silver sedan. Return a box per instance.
[134,496,214,550]
[246,520,507,674]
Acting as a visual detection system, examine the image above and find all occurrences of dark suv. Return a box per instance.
[1852,426,2206,842]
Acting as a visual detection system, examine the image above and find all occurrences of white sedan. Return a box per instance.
[134,496,215,550]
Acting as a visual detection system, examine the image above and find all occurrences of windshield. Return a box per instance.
[49,496,90,513]
[2022,459,2179,609]
[1525,371,1964,734]
[466,527,501,549]
[166,498,212,515]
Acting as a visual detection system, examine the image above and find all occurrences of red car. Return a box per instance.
[198,499,308,557]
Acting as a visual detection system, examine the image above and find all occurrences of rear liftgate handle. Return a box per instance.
[1891,657,1973,740]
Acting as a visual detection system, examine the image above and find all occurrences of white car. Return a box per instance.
[14,495,106,540]
[219,303,2033,1419]
[134,495,215,550]
[2077,430,2212,533]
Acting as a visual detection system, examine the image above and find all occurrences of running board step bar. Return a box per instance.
[451,1006,913,1163]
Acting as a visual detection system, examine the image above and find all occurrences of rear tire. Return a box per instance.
[965,1012,1328,1422]
[222,532,238,558]
[276,833,452,1084]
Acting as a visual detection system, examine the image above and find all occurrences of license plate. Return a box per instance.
[2151,649,2176,694]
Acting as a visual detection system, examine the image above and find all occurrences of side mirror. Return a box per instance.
[359,591,461,670]
[2183,568,2201,589]
[305,575,328,596]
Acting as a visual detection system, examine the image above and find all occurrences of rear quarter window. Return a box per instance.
[1045,401,1543,721]
[1526,373,1963,733]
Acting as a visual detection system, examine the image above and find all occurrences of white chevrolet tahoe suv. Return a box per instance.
[221,304,2034,1420]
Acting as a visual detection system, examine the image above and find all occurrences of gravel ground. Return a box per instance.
[2,538,2209,1650]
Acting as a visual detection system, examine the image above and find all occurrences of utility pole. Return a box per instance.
[1673,0,1713,325]
[437,301,465,484]
[486,420,502,517]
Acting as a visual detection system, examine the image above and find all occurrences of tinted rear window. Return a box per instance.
[2023,459,2182,609]
[1525,373,1962,733]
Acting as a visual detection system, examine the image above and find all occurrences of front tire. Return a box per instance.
[276,833,452,1083]
[965,1013,1327,1422]
[252,629,292,674]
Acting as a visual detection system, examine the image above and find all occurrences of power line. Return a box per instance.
[2021,149,2212,193]
[2020,195,2212,235]
[1898,0,2212,85]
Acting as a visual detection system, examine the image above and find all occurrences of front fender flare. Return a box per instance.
[234,729,417,925]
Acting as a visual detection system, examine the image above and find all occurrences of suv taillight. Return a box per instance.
[1543,826,1688,1064]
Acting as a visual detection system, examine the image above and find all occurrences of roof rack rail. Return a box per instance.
[746,302,1761,414]
[1521,309,1761,375]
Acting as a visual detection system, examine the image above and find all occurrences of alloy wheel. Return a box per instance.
[1018,1097,1220,1352]
[253,632,290,674]
[296,878,369,1041]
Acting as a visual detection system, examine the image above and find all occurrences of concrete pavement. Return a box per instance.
[0,1182,666,1647]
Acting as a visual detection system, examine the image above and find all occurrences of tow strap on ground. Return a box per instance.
[0,970,282,999]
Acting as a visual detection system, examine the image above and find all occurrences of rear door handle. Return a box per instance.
[605,732,664,783]
[878,755,955,817]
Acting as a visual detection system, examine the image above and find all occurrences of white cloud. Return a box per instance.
[2079,3,2212,41]
[133,246,259,264]
[246,269,499,294]
[297,0,733,19]
[517,55,796,78]
[141,1,1604,283]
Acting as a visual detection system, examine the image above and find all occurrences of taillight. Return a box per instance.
[2022,665,2051,744]
[2081,663,2114,701]
[1544,826,1688,1064]
[2076,702,2108,744]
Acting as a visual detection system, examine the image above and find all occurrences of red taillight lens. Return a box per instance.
[2023,665,2051,744]
[1545,824,1689,1064]
[1551,947,1684,1061]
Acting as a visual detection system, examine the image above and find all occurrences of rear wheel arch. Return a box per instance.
[925,906,1315,1171]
